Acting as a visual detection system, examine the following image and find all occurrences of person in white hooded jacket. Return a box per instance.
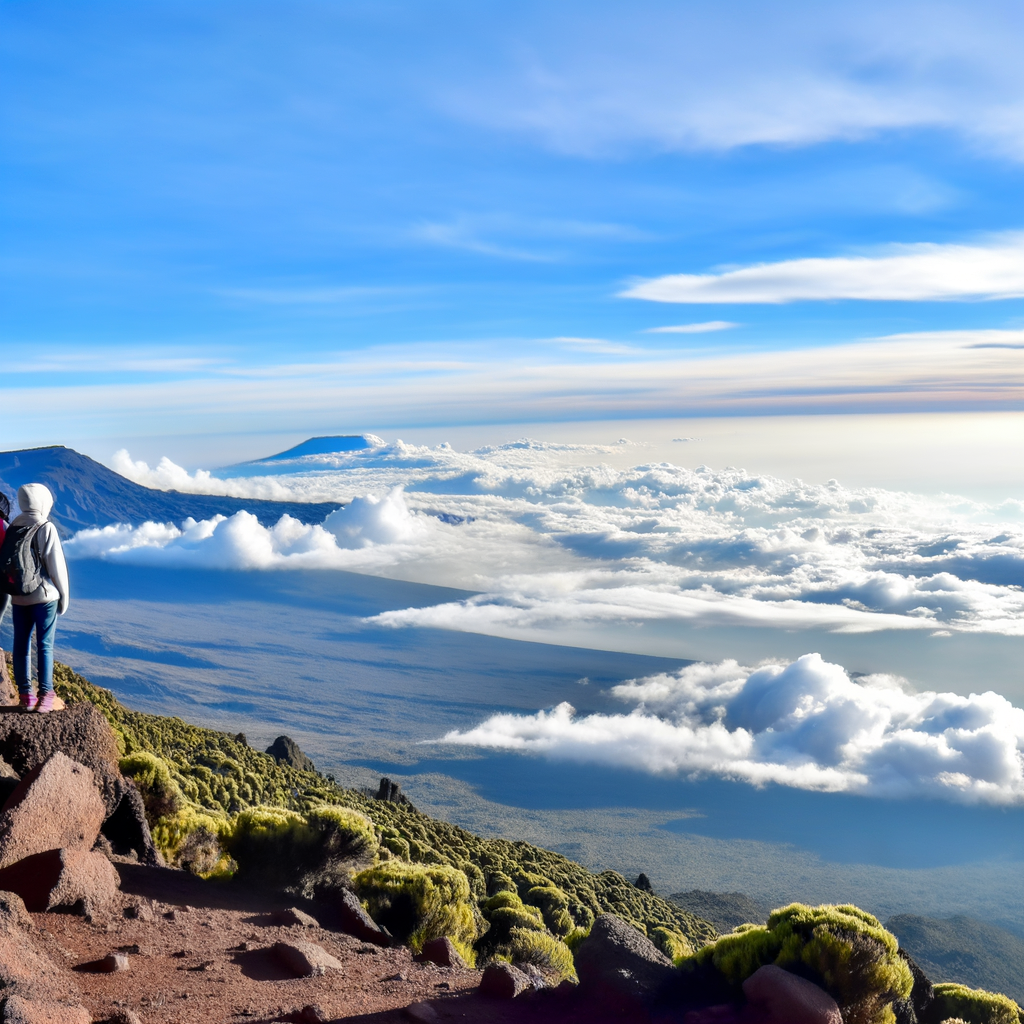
[9,484,69,713]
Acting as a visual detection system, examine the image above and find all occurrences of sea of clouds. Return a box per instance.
[96,437,1024,636]
[64,436,1024,802]
[440,653,1024,804]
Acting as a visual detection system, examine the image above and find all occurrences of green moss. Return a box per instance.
[354,862,480,965]
[932,983,1022,1024]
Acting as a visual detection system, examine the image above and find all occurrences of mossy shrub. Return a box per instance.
[150,807,230,865]
[305,804,378,864]
[649,924,693,963]
[691,903,912,1024]
[354,862,479,965]
[120,751,182,821]
[525,885,575,938]
[932,983,1021,1024]
[225,806,315,885]
[486,870,517,896]
[178,826,235,878]
[484,890,525,913]
[501,927,577,984]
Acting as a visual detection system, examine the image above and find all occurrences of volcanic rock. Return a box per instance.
[417,936,466,968]
[101,777,163,866]
[0,847,120,913]
[0,929,77,1003]
[742,964,842,1024]
[575,913,675,1004]
[273,940,343,977]
[272,906,319,928]
[337,887,391,945]
[404,1001,440,1022]
[479,962,531,999]
[0,753,105,869]
[0,705,122,813]
[265,735,315,772]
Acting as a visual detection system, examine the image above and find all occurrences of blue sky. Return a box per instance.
[2,0,1024,454]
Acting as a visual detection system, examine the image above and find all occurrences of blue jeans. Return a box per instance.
[12,601,57,697]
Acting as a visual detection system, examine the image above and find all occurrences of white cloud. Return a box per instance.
[622,236,1024,304]
[440,652,1024,804]
[89,438,1024,641]
[645,322,738,333]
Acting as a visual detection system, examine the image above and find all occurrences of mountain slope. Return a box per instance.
[0,446,340,533]
[887,913,1024,1004]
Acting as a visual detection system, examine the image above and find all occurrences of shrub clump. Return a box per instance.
[689,903,912,1024]
[931,983,1021,1024]
[226,804,377,894]
[120,751,182,820]
[354,862,481,965]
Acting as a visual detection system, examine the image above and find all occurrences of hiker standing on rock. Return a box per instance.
[0,493,9,694]
[0,484,70,713]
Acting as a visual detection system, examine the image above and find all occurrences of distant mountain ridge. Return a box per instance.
[887,913,1024,1005]
[0,445,341,534]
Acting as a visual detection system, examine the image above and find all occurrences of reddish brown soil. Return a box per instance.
[32,862,632,1024]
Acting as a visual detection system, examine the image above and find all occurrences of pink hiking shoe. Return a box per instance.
[18,693,38,712]
[34,692,55,714]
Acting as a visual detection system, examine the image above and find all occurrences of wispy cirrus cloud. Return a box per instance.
[623,235,1024,304]
[645,322,738,334]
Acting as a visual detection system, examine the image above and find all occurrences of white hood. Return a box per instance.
[17,483,54,521]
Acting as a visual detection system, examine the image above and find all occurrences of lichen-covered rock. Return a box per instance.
[575,913,675,1004]
[0,703,122,813]
[273,940,343,977]
[0,847,120,912]
[0,753,105,869]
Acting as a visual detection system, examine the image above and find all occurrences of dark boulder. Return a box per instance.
[100,778,163,866]
[895,949,934,1024]
[336,887,391,946]
[575,913,675,1007]
[634,873,653,892]
[479,961,531,999]
[265,735,315,772]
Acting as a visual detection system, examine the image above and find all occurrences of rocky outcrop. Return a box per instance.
[376,777,414,808]
[0,847,120,913]
[0,752,105,869]
[0,703,121,812]
[575,913,675,1006]
[266,735,315,771]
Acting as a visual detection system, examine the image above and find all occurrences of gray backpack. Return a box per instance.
[0,521,45,596]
